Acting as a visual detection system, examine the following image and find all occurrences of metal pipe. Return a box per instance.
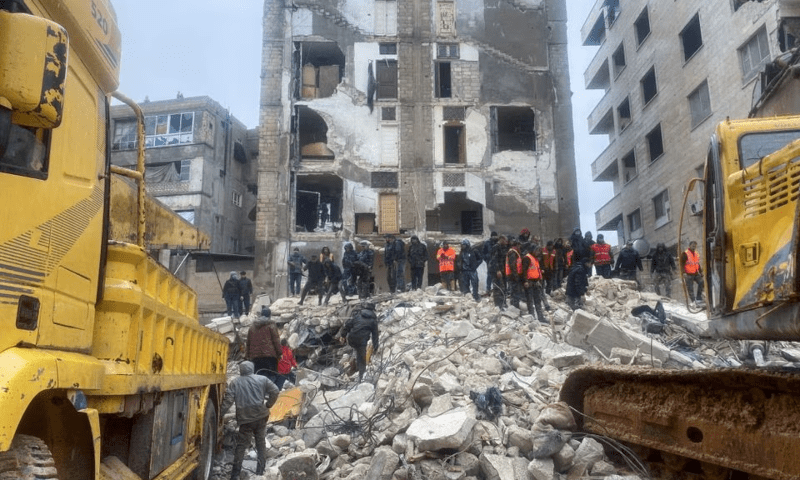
[111,91,146,248]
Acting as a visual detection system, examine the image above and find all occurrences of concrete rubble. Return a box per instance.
[203,277,800,479]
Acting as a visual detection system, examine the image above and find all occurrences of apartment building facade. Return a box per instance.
[255,0,579,297]
[582,0,797,252]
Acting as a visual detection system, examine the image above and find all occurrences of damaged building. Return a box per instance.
[255,0,579,297]
[581,0,800,251]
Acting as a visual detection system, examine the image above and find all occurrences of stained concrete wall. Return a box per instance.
[255,0,578,298]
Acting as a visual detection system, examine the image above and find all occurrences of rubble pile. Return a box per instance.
[204,277,795,480]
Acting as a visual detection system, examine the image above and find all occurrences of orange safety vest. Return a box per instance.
[525,254,542,280]
[591,243,612,265]
[566,250,573,268]
[684,249,700,274]
[437,248,455,272]
[542,247,555,270]
[505,248,522,276]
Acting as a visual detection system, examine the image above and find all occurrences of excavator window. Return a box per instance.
[0,124,49,179]
[739,129,800,169]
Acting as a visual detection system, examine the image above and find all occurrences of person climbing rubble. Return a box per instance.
[221,360,280,480]
[651,242,676,297]
[322,259,345,306]
[299,255,324,306]
[339,302,379,383]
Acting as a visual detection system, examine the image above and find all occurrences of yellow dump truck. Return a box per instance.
[561,115,800,479]
[0,1,228,479]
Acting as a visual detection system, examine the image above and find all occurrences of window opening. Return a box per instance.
[647,124,664,162]
[296,106,334,161]
[688,81,712,128]
[0,124,49,179]
[376,60,398,99]
[295,174,343,232]
[680,14,703,62]
[296,42,345,99]
[381,107,396,121]
[641,67,657,105]
[439,192,482,234]
[232,191,242,207]
[628,209,642,235]
[113,112,194,150]
[635,7,650,46]
[492,107,535,152]
[444,123,465,164]
[437,44,459,58]
[623,149,636,183]
[436,62,452,98]
[739,26,770,81]
[653,189,671,228]
[379,43,397,55]
[617,98,631,132]
[612,43,626,76]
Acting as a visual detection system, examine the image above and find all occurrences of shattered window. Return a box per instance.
[112,120,137,150]
[114,113,194,150]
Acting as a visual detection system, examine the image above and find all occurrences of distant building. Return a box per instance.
[110,95,258,318]
[255,0,579,298]
[581,0,797,252]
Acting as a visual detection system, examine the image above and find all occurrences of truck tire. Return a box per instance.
[0,434,59,480]
[192,402,217,480]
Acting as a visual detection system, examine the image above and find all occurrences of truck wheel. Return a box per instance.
[0,434,59,480]
[192,402,217,480]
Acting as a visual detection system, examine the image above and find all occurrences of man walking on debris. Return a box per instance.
[458,239,483,301]
[223,271,242,319]
[436,240,457,290]
[681,240,705,305]
[384,234,406,293]
[615,241,643,289]
[522,246,547,322]
[651,242,676,297]
[238,271,253,316]
[299,255,325,306]
[287,247,306,296]
[339,302,380,382]
[322,259,345,306]
[590,234,613,279]
[565,228,592,310]
[221,360,280,480]
[246,307,282,383]
[407,235,428,290]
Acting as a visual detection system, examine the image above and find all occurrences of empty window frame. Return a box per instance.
[647,124,664,162]
[232,190,242,207]
[688,81,712,128]
[379,43,397,55]
[680,14,703,61]
[628,208,642,234]
[634,7,650,46]
[381,107,396,121]
[739,26,770,81]
[376,60,398,99]
[180,159,191,181]
[622,149,637,183]
[491,107,535,152]
[653,189,671,228]
[641,67,658,105]
[612,43,626,77]
[617,97,631,132]
[444,123,465,164]
[438,43,459,58]
[436,62,452,98]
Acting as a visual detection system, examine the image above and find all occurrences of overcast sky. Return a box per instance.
[114,0,614,242]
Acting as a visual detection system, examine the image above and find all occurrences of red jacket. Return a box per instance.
[277,345,297,374]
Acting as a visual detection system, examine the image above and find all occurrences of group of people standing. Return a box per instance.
[222,271,254,319]
[289,241,376,306]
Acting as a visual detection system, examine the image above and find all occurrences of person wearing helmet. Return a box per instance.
[223,271,242,319]
[457,238,483,301]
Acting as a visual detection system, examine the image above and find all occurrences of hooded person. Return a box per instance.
[458,238,483,301]
[222,271,242,318]
[384,234,406,293]
[341,242,358,292]
[221,360,280,480]
[287,247,306,296]
[339,302,380,382]
[407,235,429,290]
[565,228,592,310]
[246,307,282,383]
[615,240,643,288]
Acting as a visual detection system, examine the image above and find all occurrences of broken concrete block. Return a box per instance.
[412,383,434,408]
[505,425,533,453]
[531,424,569,459]
[366,446,399,480]
[479,453,516,480]
[277,452,318,480]
[527,457,555,480]
[535,402,576,430]
[590,460,617,476]
[406,408,477,452]
[552,443,575,472]
[427,393,453,417]
[442,320,476,337]
[482,357,503,375]
[573,437,604,469]
[545,350,586,368]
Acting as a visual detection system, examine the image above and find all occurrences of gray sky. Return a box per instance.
[114,0,614,242]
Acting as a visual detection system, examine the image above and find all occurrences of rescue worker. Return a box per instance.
[615,241,643,288]
[522,246,546,323]
[490,235,509,309]
[355,241,375,299]
[246,307,282,383]
[541,240,556,294]
[505,238,524,309]
[680,240,705,305]
[341,242,358,293]
[287,247,306,296]
[519,228,532,255]
[299,255,324,306]
[553,238,566,290]
[322,260,345,306]
[436,241,457,290]
[651,242,676,297]
[407,235,429,290]
[221,361,280,480]
[590,234,614,279]
[565,229,592,310]
[384,234,406,293]
[223,271,242,319]
[482,232,499,294]
[457,239,483,301]
[339,302,380,382]
[238,271,253,316]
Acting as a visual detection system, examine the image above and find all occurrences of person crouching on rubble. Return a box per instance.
[339,302,379,383]
[221,360,280,480]
[276,338,298,389]
[246,307,282,384]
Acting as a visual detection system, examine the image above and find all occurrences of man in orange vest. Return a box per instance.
[680,241,704,305]
[590,234,614,278]
[436,241,457,291]
[521,246,546,323]
[505,238,524,309]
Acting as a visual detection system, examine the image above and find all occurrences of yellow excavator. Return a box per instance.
[0,1,227,479]
[562,114,800,480]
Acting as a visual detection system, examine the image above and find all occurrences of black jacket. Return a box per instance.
[651,245,676,274]
[223,278,240,297]
[407,240,429,268]
[458,246,483,272]
[324,263,343,283]
[385,238,406,263]
[305,259,325,281]
[616,247,643,272]
[341,308,379,348]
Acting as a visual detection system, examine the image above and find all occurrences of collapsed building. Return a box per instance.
[254,0,580,299]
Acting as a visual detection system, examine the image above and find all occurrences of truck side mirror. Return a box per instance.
[0,10,69,129]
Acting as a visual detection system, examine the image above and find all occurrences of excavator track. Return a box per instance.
[560,365,800,479]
